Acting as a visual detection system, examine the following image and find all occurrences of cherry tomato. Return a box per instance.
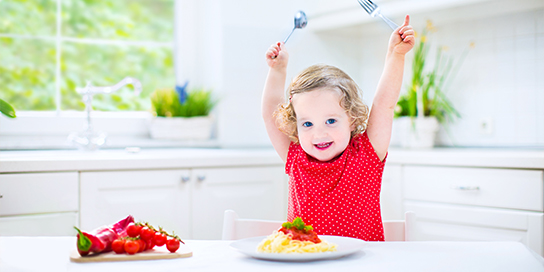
[166,237,180,253]
[140,226,155,241]
[126,223,142,238]
[137,238,146,252]
[124,240,139,255]
[154,232,167,247]
[112,239,126,254]
[146,238,155,251]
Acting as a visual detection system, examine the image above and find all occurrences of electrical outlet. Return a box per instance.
[479,118,494,135]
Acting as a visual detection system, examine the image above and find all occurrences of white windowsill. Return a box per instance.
[0,111,220,150]
[0,135,220,150]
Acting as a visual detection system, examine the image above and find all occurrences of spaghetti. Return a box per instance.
[257,231,337,253]
[256,217,337,253]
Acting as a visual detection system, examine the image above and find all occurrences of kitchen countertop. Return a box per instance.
[0,148,283,173]
[0,237,542,272]
[0,147,543,174]
[385,147,544,169]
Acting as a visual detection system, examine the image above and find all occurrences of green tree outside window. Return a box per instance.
[0,0,174,112]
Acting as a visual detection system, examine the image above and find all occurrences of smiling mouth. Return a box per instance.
[314,142,332,150]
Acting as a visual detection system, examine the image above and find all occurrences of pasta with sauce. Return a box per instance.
[257,231,337,253]
[256,217,337,253]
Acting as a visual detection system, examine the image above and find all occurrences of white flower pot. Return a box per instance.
[149,115,214,140]
[395,116,439,149]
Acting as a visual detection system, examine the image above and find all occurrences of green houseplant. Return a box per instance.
[394,21,468,148]
[149,84,217,140]
[0,98,16,118]
[151,87,215,118]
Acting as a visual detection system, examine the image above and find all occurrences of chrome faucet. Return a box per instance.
[68,77,142,150]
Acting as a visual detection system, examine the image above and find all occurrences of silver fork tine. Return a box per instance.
[357,0,373,14]
[366,0,378,10]
[357,0,399,30]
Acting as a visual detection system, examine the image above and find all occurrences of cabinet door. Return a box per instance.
[404,166,543,211]
[191,166,286,240]
[0,172,79,216]
[405,201,544,256]
[0,172,79,236]
[80,170,191,239]
[0,212,78,236]
[381,164,403,220]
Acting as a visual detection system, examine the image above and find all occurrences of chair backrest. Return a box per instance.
[222,210,282,240]
[383,211,416,241]
[222,210,416,241]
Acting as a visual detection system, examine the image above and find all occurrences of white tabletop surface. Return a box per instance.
[1,237,543,272]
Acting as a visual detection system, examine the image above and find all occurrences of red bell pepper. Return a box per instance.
[74,215,134,256]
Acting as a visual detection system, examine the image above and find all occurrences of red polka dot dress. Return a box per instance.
[285,131,386,241]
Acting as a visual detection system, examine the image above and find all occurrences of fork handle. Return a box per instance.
[378,13,399,30]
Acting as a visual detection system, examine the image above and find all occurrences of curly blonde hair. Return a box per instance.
[274,64,369,143]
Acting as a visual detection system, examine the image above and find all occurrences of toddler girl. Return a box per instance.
[262,15,414,241]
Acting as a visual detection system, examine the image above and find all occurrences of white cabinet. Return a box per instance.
[80,166,286,240]
[80,169,192,238]
[404,166,543,211]
[405,201,543,254]
[0,172,79,236]
[402,165,544,255]
[191,166,287,240]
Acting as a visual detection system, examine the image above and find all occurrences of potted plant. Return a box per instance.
[394,21,468,148]
[0,98,16,118]
[149,83,217,140]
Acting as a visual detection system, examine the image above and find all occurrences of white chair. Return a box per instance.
[222,209,416,241]
[383,211,416,241]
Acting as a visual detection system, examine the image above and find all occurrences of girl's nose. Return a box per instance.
[314,124,329,138]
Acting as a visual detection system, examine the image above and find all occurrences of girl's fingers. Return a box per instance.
[266,50,276,59]
[397,15,410,33]
[398,16,412,42]
[266,45,279,58]
[266,41,285,60]
[401,29,414,39]
[402,35,414,44]
[402,14,410,27]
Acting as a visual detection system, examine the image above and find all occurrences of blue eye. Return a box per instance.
[302,121,313,127]
[326,119,337,125]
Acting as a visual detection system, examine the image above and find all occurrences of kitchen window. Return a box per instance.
[0,0,176,149]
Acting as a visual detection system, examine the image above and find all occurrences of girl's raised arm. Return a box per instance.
[262,42,291,162]
[367,15,415,161]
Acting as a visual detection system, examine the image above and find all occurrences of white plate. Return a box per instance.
[230,235,365,261]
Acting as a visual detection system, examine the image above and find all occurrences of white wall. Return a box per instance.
[176,0,365,148]
[177,0,544,148]
[385,6,544,147]
[432,9,544,147]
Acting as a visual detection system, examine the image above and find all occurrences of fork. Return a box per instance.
[357,0,399,30]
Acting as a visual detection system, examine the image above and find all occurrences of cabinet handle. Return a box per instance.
[181,176,190,183]
[197,175,206,182]
[451,186,480,191]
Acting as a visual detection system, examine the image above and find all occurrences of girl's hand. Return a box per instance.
[265,42,289,69]
[389,15,415,55]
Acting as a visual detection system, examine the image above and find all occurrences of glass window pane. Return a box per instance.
[1,0,174,112]
[0,0,57,36]
[0,37,56,111]
[61,42,174,111]
[61,0,174,42]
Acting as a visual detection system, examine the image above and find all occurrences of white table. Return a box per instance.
[1,237,543,272]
